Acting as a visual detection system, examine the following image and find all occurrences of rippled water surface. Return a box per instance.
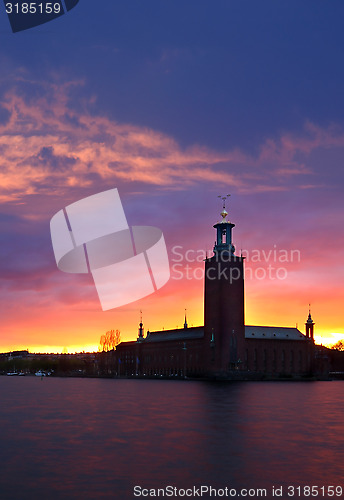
[0,378,343,499]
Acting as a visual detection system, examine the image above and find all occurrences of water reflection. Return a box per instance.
[0,378,343,499]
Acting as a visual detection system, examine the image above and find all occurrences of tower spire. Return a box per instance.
[307,304,314,324]
[213,194,235,255]
[184,309,188,329]
[218,194,231,222]
[305,304,315,341]
[138,310,144,341]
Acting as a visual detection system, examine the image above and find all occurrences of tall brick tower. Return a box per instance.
[204,196,245,377]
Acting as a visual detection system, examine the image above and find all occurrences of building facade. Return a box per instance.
[116,202,315,379]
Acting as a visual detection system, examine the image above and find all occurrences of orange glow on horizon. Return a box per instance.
[1,263,343,353]
[3,322,343,355]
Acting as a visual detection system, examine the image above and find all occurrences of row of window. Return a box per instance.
[246,348,306,372]
[119,352,200,365]
[119,368,204,377]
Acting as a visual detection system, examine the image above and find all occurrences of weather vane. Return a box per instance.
[218,194,231,210]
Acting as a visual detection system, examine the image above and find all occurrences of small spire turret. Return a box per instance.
[138,310,144,341]
[184,309,188,329]
[306,304,313,324]
[305,304,315,341]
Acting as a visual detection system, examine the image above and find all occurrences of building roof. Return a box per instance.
[117,324,308,349]
[245,325,307,341]
[145,326,204,343]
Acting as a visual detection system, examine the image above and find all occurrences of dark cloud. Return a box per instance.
[0,106,10,125]
[35,146,77,171]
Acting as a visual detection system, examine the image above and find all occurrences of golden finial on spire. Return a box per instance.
[218,194,230,221]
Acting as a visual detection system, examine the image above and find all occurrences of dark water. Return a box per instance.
[0,378,343,500]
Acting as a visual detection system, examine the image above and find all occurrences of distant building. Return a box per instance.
[5,350,29,360]
[116,200,316,379]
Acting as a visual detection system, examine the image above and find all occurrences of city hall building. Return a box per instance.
[115,202,315,379]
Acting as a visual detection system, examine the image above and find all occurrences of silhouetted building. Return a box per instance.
[116,201,315,379]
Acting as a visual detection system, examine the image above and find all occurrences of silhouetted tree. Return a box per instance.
[99,329,121,352]
[331,340,344,351]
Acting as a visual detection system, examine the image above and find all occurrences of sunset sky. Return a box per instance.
[0,1,343,352]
